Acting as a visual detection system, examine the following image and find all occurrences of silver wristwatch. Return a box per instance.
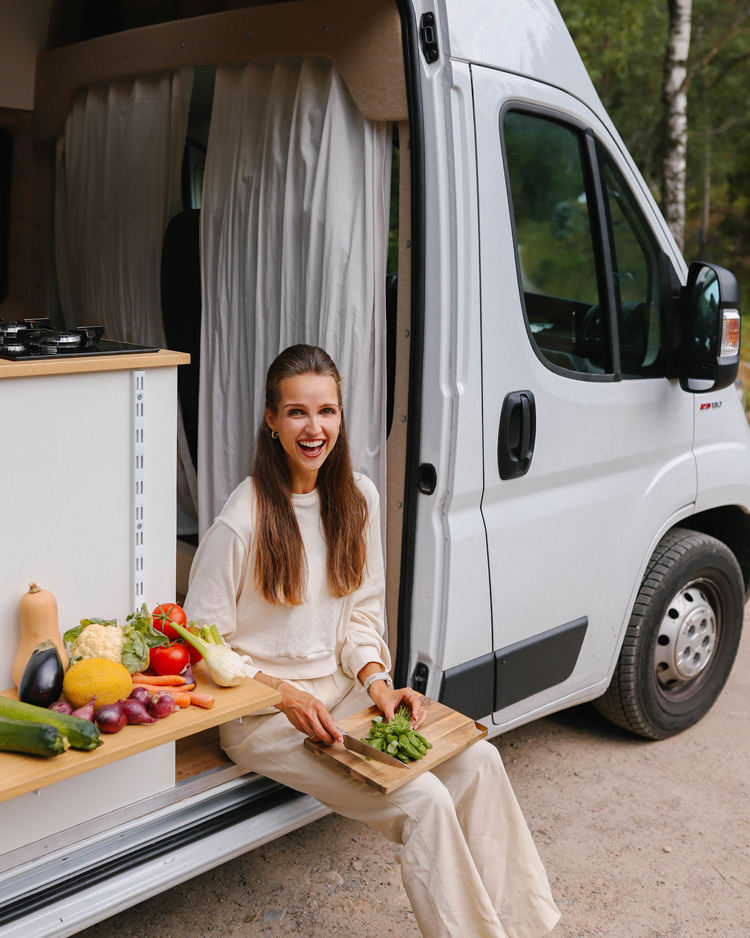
[363,671,393,697]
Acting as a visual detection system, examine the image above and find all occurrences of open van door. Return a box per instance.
[470,66,697,724]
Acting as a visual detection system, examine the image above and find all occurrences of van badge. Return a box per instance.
[700,401,722,410]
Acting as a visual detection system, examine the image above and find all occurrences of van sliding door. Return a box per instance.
[471,66,696,726]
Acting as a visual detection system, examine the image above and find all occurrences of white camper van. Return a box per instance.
[0,0,747,934]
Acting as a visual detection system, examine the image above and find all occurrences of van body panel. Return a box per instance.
[693,389,750,515]
[487,493,698,730]
[435,60,494,676]
[403,32,494,692]
[438,0,599,115]
[470,66,698,721]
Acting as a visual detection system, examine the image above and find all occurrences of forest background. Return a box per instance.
[557,0,750,369]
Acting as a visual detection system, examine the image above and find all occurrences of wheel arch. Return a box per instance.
[677,505,750,599]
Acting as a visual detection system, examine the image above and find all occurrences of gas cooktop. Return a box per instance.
[0,319,160,361]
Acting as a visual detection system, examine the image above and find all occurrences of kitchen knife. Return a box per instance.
[338,729,409,768]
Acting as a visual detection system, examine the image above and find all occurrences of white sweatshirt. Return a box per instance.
[183,473,391,682]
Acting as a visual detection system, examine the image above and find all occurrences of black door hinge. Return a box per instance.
[420,12,439,64]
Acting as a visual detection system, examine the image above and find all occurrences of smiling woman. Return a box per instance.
[183,344,560,938]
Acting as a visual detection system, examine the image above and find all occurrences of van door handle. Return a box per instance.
[497,390,536,480]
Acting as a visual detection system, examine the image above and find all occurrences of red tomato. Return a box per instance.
[152,603,188,641]
[150,643,190,676]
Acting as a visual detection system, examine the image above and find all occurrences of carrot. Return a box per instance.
[133,681,195,692]
[188,692,215,709]
[169,691,191,708]
[131,673,185,686]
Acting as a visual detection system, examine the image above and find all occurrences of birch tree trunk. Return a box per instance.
[662,0,693,252]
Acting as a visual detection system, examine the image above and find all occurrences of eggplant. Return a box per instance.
[18,639,64,708]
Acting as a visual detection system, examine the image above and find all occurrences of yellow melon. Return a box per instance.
[63,657,132,709]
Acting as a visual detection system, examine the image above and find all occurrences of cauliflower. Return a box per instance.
[71,622,127,664]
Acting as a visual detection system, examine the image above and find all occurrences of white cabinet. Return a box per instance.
[0,352,186,852]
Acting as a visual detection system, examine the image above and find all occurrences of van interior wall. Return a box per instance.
[0,109,50,324]
[32,0,411,671]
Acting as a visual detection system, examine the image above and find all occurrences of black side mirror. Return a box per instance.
[679,262,741,394]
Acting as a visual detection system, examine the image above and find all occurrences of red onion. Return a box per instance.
[48,700,73,715]
[122,698,157,725]
[96,699,127,733]
[71,696,97,722]
[180,662,196,686]
[129,686,152,706]
[149,691,177,719]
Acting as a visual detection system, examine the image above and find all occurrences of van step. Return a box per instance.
[0,782,328,937]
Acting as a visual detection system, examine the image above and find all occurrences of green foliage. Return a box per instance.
[558,0,750,346]
[557,0,667,190]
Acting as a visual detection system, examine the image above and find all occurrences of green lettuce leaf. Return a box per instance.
[121,630,150,673]
[125,603,169,649]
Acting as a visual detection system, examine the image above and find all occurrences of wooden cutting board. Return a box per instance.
[304,700,487,794]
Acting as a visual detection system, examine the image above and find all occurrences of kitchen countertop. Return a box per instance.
[0,675,280,803]
[0,348,190,379]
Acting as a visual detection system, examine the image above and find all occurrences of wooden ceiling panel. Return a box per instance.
[34,0,407,139]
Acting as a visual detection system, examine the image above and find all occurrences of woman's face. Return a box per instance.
[266,374,342,494]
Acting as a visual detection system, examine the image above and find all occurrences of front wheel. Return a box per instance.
[594,528,745,739]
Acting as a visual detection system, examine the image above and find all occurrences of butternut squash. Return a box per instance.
[12,583,69,687]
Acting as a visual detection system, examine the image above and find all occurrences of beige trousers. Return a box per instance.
[220,668,560,938]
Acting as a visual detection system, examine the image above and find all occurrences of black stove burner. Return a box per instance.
[0,321,160,361]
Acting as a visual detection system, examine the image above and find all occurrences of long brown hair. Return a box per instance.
[251,345,368,605]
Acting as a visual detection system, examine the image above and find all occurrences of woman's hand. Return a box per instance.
[275,682,343,745]
[368,684,427,730]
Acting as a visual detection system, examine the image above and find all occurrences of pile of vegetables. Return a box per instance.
[361,707,433,763]
[0,694,102,755]
[64,605,170,674]
[1,586,240,759]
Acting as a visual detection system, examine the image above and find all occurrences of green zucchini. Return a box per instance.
[0,714,69,757]
[0,696,101,750]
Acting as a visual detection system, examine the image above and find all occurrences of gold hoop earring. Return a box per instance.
[271,430,279,440]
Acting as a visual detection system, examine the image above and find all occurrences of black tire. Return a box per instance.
[594,527,745,739]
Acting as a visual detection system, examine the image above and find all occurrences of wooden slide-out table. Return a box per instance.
[0,676,280,804]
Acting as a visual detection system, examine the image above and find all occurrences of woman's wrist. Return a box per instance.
[255,671,285,691]
[367,680,390,707]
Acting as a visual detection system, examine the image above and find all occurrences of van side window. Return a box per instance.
[597,145,663,378]
[503,111,609,376]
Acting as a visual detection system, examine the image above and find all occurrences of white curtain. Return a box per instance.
[198,58,390,537]
[55,69,198,528]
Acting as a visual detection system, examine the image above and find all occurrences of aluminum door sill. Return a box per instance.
[0,790,329,938]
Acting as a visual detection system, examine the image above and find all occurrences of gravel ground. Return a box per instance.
[77,611,750,938]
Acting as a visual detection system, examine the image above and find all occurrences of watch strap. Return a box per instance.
[364,671,393,697]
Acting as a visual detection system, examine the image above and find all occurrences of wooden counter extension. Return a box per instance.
[0,676,280,804]
[0,348,190,380]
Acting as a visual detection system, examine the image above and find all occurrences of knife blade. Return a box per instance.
[338,729,409,768]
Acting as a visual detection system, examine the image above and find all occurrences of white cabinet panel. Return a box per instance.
[0,364,179,849]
